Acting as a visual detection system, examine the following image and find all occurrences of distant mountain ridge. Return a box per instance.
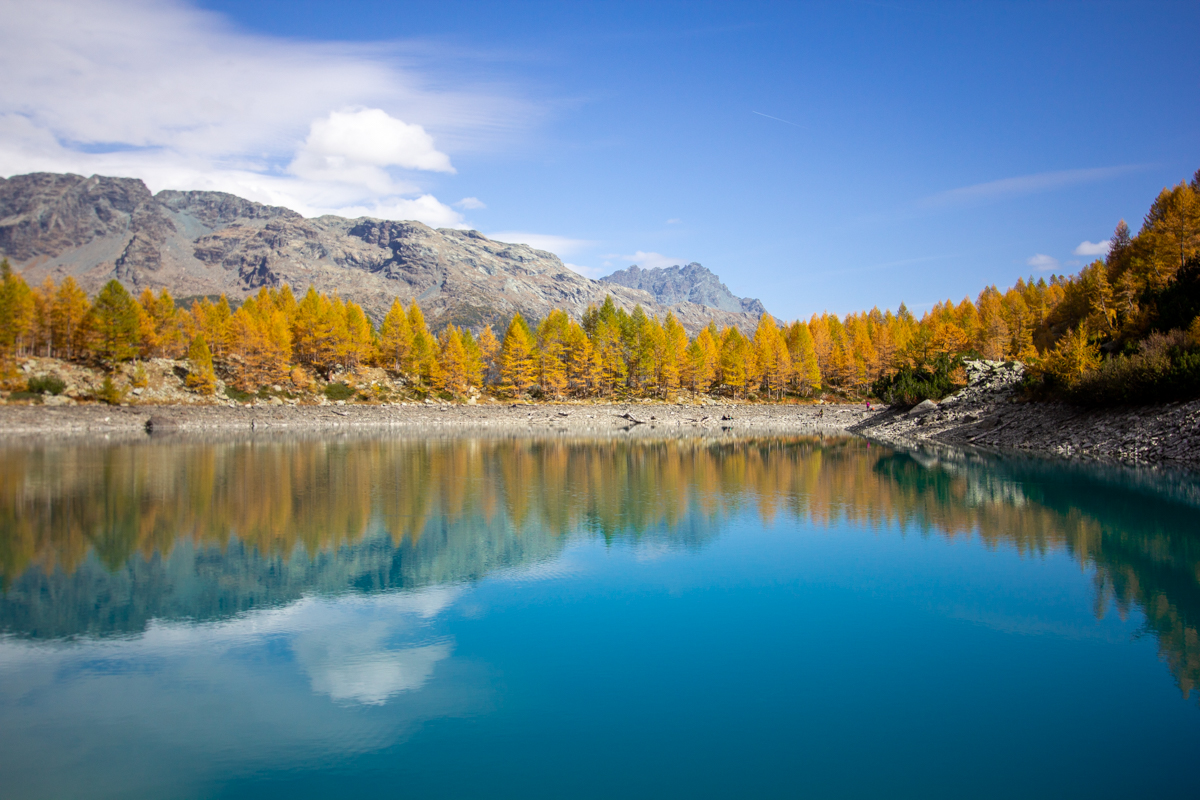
[0,172,762,333]
[601,263,766,317]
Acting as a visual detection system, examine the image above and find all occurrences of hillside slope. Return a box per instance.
[0,172,763,332]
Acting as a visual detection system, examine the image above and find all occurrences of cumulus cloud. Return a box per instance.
[1074,240,1111,256]
[289,108,455,189]
[0,0,535,226]
[485,231,595,257]
[454,197,486,210]
[1027,254,1060,271]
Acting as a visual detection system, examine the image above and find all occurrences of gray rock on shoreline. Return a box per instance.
[850,359,1200,468]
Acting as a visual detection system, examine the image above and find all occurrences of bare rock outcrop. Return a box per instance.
[601,262,766,316]
[850,360,1200,468]
[0,172,762,333]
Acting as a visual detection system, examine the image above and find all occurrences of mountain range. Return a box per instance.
[601,263,766,316]
[0,172,765,332]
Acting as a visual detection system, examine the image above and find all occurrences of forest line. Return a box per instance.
[0,168,1196,403]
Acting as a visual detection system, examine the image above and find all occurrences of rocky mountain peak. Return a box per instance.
[600,262,766,317]
[0,171,764,334]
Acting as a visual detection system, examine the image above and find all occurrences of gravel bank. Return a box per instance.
[849,360,1200,469]
[0,401,877,441]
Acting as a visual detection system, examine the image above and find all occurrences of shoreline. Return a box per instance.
[3,392,1197,472]
[0,402,877,440]
[849,361,1200,469]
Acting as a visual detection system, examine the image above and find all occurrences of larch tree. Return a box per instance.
[378,298,414,372]
[499,314,537,396]
[786,321,821,395]
[407,302,438,384]
[976,286,1009,360]
[718,326,749,397]
[53,277,90,359]
[477,325,500,385]
[753,314,791,399]
[535,310,570,397]
[185,335,217,394]
[437,325,470,393]
[660,312,687,394]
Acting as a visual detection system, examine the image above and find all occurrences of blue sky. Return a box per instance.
[1,1,1197,320]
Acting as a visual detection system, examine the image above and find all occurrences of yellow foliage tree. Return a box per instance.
[378,298,413,372]
[499,314,537,396]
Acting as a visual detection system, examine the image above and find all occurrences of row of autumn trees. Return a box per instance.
[0,258,1058,399]
[0,265,823,398]
[0,168,1196,401]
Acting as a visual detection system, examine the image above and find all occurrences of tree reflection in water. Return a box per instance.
[1,433,1197,700]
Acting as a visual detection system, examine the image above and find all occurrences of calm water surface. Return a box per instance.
[1,433,1198,799]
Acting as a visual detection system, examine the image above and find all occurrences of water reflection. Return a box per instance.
[2,433,1200,797]
[1,433,1198,703]
[0,437,1192,681]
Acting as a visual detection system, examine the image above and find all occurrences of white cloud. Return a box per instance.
[485,231,595,257]
[1027,253,1060,271]
[666,218,681,224]
[563,262,607,279]
[288,108,455,191]
[0,0,536,227]
[1073,240,1111,256]
[454,196,486,209]
[922,165,1142,208]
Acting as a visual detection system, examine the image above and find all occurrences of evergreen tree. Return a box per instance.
[85,279,141,365]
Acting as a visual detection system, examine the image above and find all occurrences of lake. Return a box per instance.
[1,433,1197,799]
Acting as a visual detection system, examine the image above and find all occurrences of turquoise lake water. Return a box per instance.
[0,434,1197,799]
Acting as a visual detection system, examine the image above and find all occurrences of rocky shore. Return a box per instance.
[4,356,1197,470]
[0,401,876,440]
[849,360,1200,469]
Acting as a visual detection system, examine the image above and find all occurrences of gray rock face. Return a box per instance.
[0,172,761,333]
[600,262,767,317]
[909,399,938,416]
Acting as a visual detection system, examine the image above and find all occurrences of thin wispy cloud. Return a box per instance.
[1027,254,1060,271]
[1074,240,1111,256]
[0,0,537,226]
[921,165,1144,209]
[810,253,959,278]
[752,111,806,129]
[604,251,686,270]
[485,231,596,256]
[563,263,607,280]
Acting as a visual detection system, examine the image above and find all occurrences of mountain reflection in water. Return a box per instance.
[1,433,1198,701]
